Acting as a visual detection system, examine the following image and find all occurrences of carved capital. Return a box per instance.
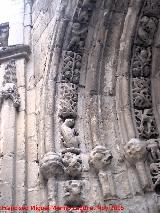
[0,83,20,108]
[62,151,82,178]
[89,146,113,171]
[124,138,147,164]
[40,152,64,180]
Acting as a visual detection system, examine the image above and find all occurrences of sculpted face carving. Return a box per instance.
[124,138,147,163]
[89,146,113,170]
[62,151,82,178]
[61,119,80,148]
[64,180,83,206]
[40,152,64,180]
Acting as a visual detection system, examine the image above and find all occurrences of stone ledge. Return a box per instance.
[0,44,31,63]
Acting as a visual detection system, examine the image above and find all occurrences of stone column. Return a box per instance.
[40,152,64,206]
[124,138,150,192]
[0,45,30,206]
[0,60,20,206]
[89,145,116,200]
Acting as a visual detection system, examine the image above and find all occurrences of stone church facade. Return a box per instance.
[0,0,160,212]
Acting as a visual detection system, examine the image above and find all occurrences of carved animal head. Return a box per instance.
[89,146,113,170]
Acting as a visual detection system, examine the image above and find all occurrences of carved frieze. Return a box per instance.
[134,109,159,139]
[135,16,158,46]
[59,83,78,119]
[132,78,152,109]
[61,51,82,84]
[147,140,160,193]
[132,46,151,78]
[130,0,159,141]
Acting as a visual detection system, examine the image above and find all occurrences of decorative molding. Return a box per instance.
[58,0,97,204]
[129,0,160,193]
[40,0,97,206]
[0,45,31,63]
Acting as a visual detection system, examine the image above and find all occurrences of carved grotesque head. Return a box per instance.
[62,152,82,178]
[89,146,113,170]
[124,138,147,163]
[40,152,64,180]
[64,180,83,206]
